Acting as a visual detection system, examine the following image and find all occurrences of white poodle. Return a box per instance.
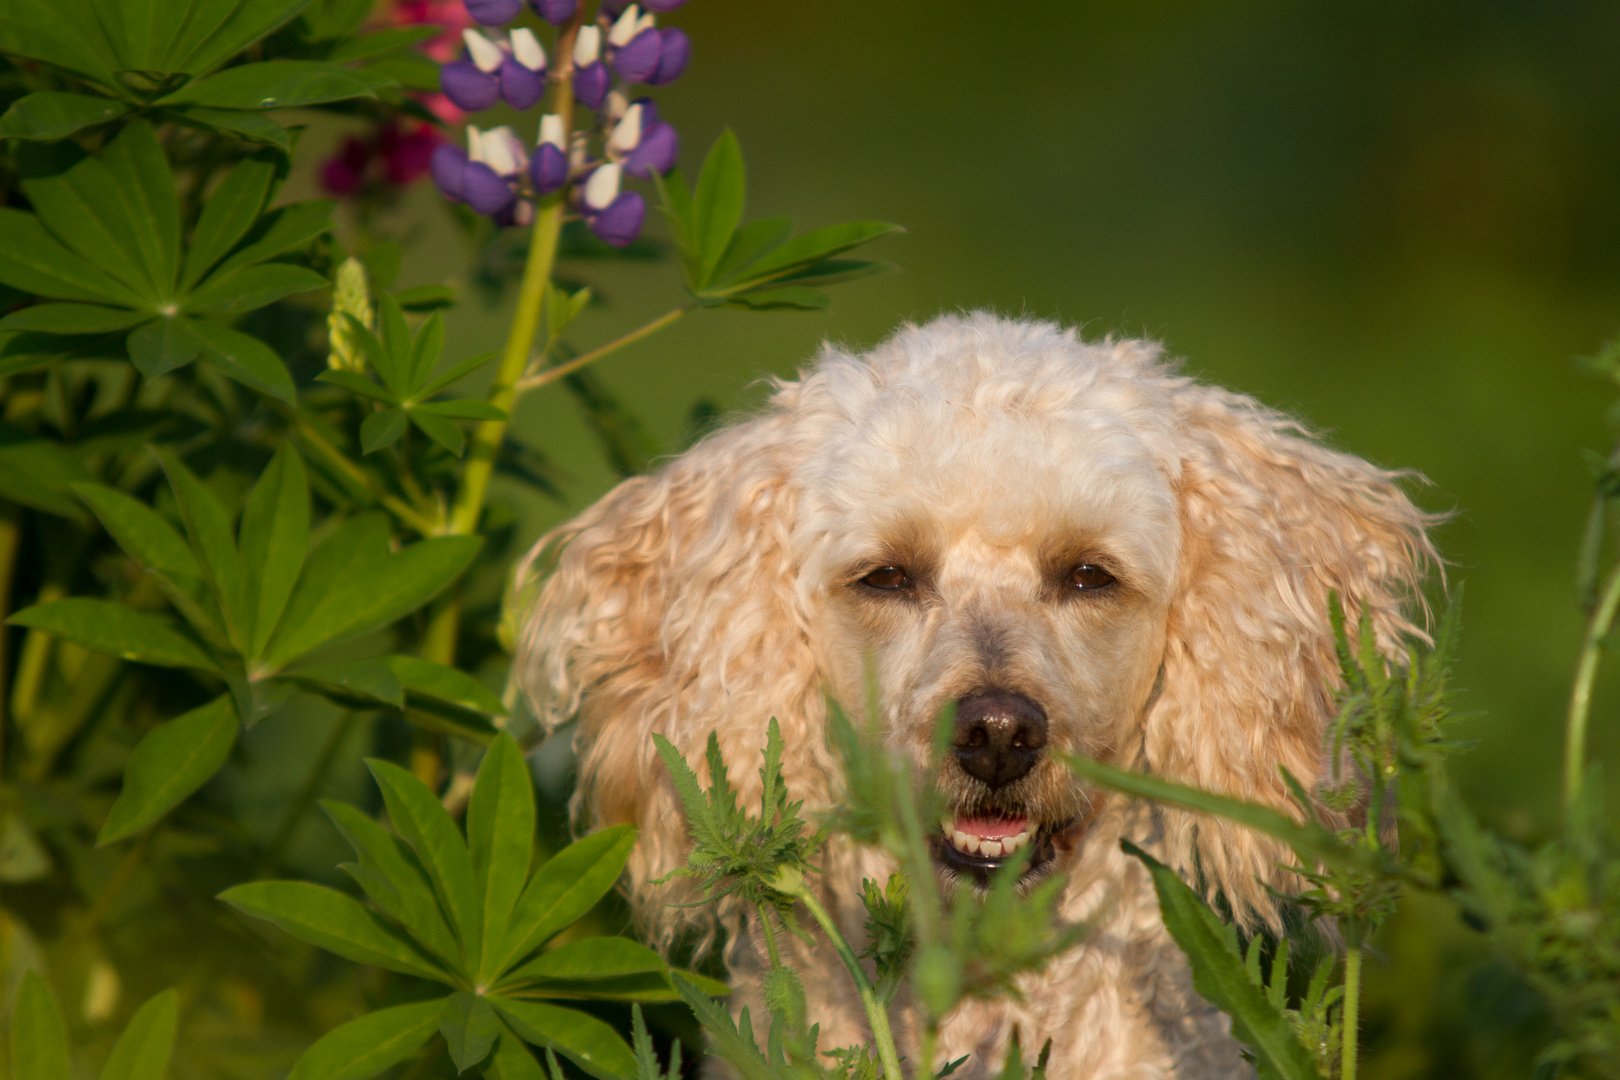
[518,313,1434,1079]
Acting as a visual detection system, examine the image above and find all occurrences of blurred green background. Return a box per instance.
[304,1,1620,1075]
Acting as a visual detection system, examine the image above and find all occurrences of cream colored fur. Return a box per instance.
[517,313,1435,1079]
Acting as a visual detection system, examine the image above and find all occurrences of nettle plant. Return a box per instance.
[0,0,897,1071]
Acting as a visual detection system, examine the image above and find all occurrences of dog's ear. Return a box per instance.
[516,415,827,946]
[1141,384,1436,928]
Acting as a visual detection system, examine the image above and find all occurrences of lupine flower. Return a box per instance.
[645,28,688,85]
[612,29,662,83]
[572,25,611,109]
[500,28,547,109]
[606,4,647,46]
[464,0,520,25]
[529,113,569,193]
[431,142,469,200]
[531,0,576,23]
[605,104,642,156]
[623,119,677,177]
[437,125,522,214]
[391,0,473,123]
[589,192,645,246]
[440,29,503,111]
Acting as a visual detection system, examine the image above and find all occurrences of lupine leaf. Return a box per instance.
[285,999,444,1080]
[387,655,507,718]
[21,143,162,303]
[405,408,465,456]
[470,733,536,986]
[367,758,482,964]
[0,303,148,334]
[504,971,721,1002]
[8,598,216,670]
[491,825,635,977]
[411,399,507,420]
[0,430,91,519]
[722,287,828,312]
[1122,842,1322,1080]
[166,106,293,154]
[0,207,148,306]
[72,482,202,582]
[10,971,70,1080]
[219,880,450,981]
[440,992,501,1073]
[0,92,127,140]
[691,130,746,288]
[126,316,206,379]
[181,158,275,291]
[406,310,443,390]
[0,0,122,90]
[316,369,398,403]
[706,216,791,287]
[257,513,388,656]
[414,349,502,400]
[99,988,179,1080]
[394,283,457,312]
[327,25,441,61]
[321,799,464,970]
[185,263,327,314]
[98,694,238,844]
[101,122,181,299]
[489,998,637,1080]
[192,319,297,402]
[484,1027,548,1080]
[732,221,903,284]
[209,200,335,280]
[374,293,412,396]
[160,60,387,110]
[154,448,247,651]
[278,658,403,710]
[501,937,665,986]
[238,444,309,659]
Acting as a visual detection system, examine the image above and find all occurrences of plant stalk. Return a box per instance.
[1341,945,1362,1080]
[513,306,691,395]
[789,883,905,1080]
[1564,553,1620,818]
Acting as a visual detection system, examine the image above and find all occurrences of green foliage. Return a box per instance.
[10,973,178,1080]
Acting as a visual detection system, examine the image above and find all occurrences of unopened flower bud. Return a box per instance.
[539,113,568,149]
[529,142,568,193]
[462,29,505,72]
[499,56,544,109]
[612,28,661,83]
[572,61,610,109]
[465,0,521,25]
[622,120,676,177]
[510,28,546,70]
[462,161,515,214]
[582,161,622,210]
[441,60,500,111]
[431,142,470,200]
[573,24,601,66]
[606,104,643,155]
[530,0,576,24]
[636,12,656,33]
[480,125,528,176]
[588,190,645,246]
[607,5,642,48]
[645,27,689,86]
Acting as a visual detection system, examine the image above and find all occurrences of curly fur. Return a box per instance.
[517,312,1436,1079]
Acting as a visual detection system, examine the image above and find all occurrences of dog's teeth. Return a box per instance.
[953,829,979,855]
[1002,832,1027,854]
[981,839,1003,858]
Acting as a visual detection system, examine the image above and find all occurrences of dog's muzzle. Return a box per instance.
[951,689,1047,788]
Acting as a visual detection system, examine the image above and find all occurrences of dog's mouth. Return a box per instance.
[930,811,1083,886]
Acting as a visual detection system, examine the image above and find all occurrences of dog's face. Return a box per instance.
[799,395,1183,888]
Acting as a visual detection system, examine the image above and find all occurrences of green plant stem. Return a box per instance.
[756,902,783,968]
[513,306,691,395]
[1341,945,1362,1080]
[787,883,905,1080]
[283,407,438,535]
[1564,554,1620,818]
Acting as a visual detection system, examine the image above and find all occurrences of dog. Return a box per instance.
[517,313,1434,1079]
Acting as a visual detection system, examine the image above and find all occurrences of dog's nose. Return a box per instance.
[952,690,1047,788]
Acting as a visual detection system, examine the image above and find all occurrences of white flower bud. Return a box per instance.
[635,12,656,33]
[607,5,642,47]
[509,28,546,71]
[538,113,567,150]
[482,125,528,176]
[462,29,504,73]
[568,131,588,170]
[604,88,630,122]
[466,124,487,162]
[583,161,621,210]
[573,24,601,65]
[606,104,642,156]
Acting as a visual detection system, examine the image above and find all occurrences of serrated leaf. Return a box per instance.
[99,989,178,1080]
[185,262,327,314]
[10,971,70,1080]
[98,694,237,844]
[367,758,482,965]
[160,60,387,110]
[8,598,216,670]
[192,319,297,402]
[126,316,206,379]
[154,447,247,652]
[669,975,774,1080]
[181,158,275,291]
[0,207,147,306]
[239,443,309,659]
[219,879,450,980]
[322,799,463,970]
[441,991,501,1073]
[0,91,128,140]
[489,998,637,1080]
[491,826,635,978]
[0,303,148,334]
[286,999,444,1080]
[691,130,746,289]
[470,733,536,986]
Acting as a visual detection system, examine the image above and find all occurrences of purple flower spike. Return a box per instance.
[623,121,677,177]
[462,160,515,214]
[631,98,659,125]
[440,60,501,111]
[611,29,663,84]
[529,142,568,193]
[431,143,469,200]
[573,61,611,109]
[499,56,546,109]
[589,190,645,246]
[465,0,522,24]
[641,0,687,10]
[646,28,689,86]
[530,0,577,23]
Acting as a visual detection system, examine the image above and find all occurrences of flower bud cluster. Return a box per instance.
[432,0,688,246]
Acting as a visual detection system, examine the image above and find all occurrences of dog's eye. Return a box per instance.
[861,566,909,590]
[1068,564,1116,590]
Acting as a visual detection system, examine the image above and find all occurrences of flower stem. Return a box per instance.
[1564,550,1620,820]
[1341,945,1362,1080]
[788,883,905,1080]
[513,305,691,395]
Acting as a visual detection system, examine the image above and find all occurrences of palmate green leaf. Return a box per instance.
[321,799,463,969]
[388,655,507,719]
[367,758,483,966]
[155,448,247,651]
[182,159,276,291]
[405,408,465,456]
[1123,842,1322,1080]
[394,283,457,313]
[317,369,398,404]
[0,207,148,306]
[415,350,500,399]
[166,0,312,79]
[280,659,404,710]
[103,121,181,298]
[489,997,637,1080]
[209,200,336,280]
[239,444,309,659]
[327,24,441,61]
[286,998,444,1080]
[259,531,480,670]
[506,970,726,1003]
[691,130,746,288]
[99,989,179,1080]
[489,825,635,978]
[219,879,450,981]
[185,262,327,314]
[375,293,413,395]
[705,216,791,289]
[98,694,238,844]
[411,399,507,420]
[406,310,443,390]
[728,221,903,286]
[193,319,297,402]
[0,92,129,140]
[165,106,293,154]
[8,598,216,670]
[10,971,70,1080]
[0,304,149,334]
[159,60,388,110]
[441,991,501,1073]
[484,1027,549,1080]
[722,287,828,312]
[0,0,122,90]
[501,937,665,987]
[0,428,91,519]
[470,734,536,986]
[126,316,206,379]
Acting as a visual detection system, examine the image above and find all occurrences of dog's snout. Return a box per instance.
[952,690,1047,789]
